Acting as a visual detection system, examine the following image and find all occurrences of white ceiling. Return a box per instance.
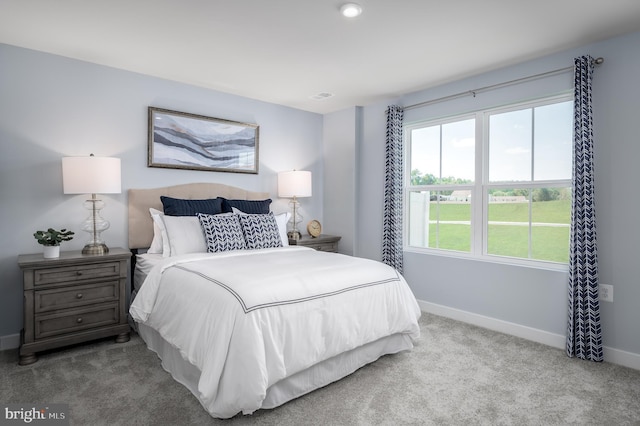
[2,1,640,114]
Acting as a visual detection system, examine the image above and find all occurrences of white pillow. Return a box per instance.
[149,208,170,256]
[232,208,290,247]
[148,208,208,256]
[162,215,207,256]
[148,221,164,254]
[274,212,290,247]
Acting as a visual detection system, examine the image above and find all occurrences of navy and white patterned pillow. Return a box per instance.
[237,212,283,249]
[197,213,246,253]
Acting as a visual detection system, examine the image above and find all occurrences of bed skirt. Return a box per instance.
[137,323,414,417]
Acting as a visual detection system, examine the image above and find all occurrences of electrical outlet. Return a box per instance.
[599,284,613,302]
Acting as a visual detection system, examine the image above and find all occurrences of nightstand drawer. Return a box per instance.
[34,281,119,313]
[289,234,341,253]
[314,242,339,252]
[34,262,121,287]
[35,303,119,339]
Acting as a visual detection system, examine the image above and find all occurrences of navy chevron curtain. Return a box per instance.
[566,55,603,362]
[382,105,404,273]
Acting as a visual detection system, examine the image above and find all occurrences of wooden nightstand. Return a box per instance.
[288,234,341,253]
[18,247,131,365]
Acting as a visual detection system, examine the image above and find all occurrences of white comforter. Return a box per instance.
[129,246,421,418]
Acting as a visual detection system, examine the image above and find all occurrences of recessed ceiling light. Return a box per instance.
[340,3,362,18]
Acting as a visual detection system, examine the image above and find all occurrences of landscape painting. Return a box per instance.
[148,107,259,173]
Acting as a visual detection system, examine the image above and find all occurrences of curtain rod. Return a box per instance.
[404,57,604,111]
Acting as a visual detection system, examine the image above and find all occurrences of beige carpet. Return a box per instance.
[2,313,639,425]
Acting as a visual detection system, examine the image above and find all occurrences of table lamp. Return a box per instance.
[278,170,312,240]
[62,154,121,255]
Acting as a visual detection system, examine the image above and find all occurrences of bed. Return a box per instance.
[127,183,421,419]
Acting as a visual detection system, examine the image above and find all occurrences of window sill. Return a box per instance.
[403,246,570,272]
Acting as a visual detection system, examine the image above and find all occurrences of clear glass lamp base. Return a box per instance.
[81,198,110,255]
[287,198,303,241]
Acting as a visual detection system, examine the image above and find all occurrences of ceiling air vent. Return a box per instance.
[309,92,334,101]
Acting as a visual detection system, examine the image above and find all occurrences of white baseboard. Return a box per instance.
[418,299,640,371]
[602,346,640,371]
[0,333,20,351]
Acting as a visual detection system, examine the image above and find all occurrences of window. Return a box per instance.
[405,95,573,266]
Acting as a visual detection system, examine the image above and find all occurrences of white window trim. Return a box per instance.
[403,93,572,272]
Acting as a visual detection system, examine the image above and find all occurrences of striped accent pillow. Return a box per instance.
[161,196,224,216]
[221,198,272,214]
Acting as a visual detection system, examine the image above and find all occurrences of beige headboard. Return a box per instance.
[128,182,270,249]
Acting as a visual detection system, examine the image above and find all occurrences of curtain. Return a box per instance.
[566,55,603,362]
[382,105,404,273]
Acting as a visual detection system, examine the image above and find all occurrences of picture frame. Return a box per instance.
[148,107,259,174]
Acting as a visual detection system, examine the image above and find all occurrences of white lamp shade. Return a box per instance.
[278,170,312,198]
[62,156,122,194]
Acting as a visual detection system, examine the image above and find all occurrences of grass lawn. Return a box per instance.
[425,200,570,263]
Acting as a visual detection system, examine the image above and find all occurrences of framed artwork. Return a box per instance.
[148,107,259,174]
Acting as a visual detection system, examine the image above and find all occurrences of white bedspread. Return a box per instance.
[129,246,421,418]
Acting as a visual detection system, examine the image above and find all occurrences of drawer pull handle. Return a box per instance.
[76,293,83,299]
[76,317,83,324]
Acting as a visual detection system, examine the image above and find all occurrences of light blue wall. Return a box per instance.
[322,107,360,255]
[2,30,639,362]
[353,31,640,359]
[0,44,323,338]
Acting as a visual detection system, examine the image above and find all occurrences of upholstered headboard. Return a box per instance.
[128,182,270,249]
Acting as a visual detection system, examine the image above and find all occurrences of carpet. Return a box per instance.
[2,313,639,425]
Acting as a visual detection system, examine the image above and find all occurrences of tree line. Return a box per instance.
[411,169,570,202]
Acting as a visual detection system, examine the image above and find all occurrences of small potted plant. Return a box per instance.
[33,228,75,258]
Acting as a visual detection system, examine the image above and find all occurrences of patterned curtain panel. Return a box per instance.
[382,105,404,273]
[566,55,603,362]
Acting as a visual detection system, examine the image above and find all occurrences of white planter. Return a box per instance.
[43,245,60,259]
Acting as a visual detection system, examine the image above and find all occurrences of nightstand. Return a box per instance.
[18,247,131,365]
[288,234,341,253]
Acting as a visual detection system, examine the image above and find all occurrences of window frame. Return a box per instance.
[404,93,573,271]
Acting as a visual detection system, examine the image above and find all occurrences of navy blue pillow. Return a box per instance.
[161,196,224,216]
[221,198,272,214]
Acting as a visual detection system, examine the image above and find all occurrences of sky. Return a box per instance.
[409,100,573,183]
